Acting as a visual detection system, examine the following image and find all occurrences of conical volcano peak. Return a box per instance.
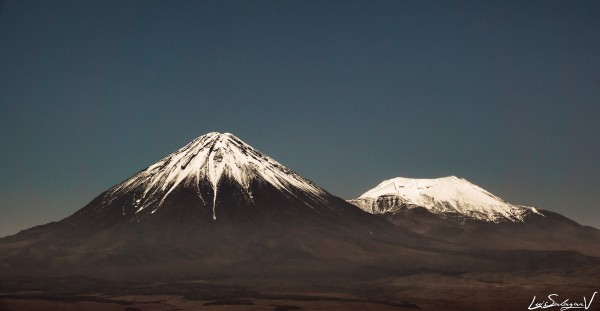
[181,132,244,153]
[103,132,329,220]
[192,131,241,143]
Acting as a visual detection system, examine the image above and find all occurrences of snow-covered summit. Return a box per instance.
[105,132,329,220]
[349,176,543,222]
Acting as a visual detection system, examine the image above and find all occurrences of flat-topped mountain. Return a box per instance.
[349,176,600,257]
[349,176,543,223]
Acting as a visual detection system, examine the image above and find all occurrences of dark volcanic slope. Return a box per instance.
[380,207,600,257]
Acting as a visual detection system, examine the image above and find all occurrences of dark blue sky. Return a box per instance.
[1,0,599,237]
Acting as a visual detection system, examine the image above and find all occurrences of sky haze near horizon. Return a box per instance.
[1,0,599,237]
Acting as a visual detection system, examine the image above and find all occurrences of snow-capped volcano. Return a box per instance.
[102,132,330,220]
[349,176,543,222]
[0,132,429,279]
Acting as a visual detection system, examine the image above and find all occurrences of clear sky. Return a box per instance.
[1,0,599,237]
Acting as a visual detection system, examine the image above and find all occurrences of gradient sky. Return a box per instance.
[1,0,599,237]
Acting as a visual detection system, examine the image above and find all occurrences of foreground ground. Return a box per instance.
[1,267,598,311]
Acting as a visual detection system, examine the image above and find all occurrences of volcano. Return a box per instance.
[68,132,362,227]
[348,176,544,223]
[349,176,600,257]
[1,133,468,279]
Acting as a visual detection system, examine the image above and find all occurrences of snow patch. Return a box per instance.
[351,176,544,222]
[104,132,329,219]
